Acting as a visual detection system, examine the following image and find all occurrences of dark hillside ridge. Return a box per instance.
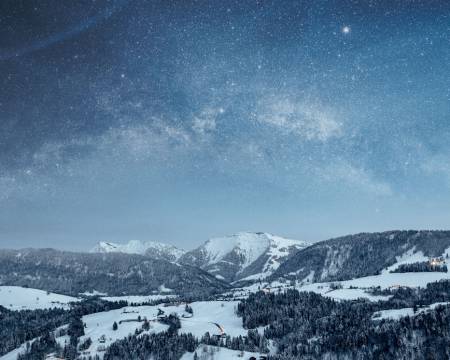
[0,248,229,297]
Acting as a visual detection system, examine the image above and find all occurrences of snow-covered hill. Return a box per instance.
[0,300,262,360]
[0,286,80,310]
[90,240,185,261]
[180,232,310,282]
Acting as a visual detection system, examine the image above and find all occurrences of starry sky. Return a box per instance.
[1,0,449,250]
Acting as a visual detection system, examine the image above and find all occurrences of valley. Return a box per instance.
[3,230,450,359]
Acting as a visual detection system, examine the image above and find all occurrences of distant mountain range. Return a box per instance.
[90,240,185,262]
[91,232,310,283]
[2,230,450,300]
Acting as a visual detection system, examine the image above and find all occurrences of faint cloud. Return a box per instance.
[100,121,192,161]
[256,98,343,142]
[318,161,393,196]
[0,176,17,201]
[421,153,450,183]
[192,107,223,136]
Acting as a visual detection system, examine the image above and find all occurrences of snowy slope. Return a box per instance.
[1,299,254,360]
[181,232,309,282]
[372,302,450,321]
[181,346,264,360]
[90,240,185,261]
[0,340,37,360]
[0,286,80,310]
[77,301,247,358]
[100,294,176,304]
[227,246,450,303]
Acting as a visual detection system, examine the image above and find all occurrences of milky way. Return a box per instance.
[0,0,449,249]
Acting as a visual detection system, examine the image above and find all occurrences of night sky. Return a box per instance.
[1,0,449,250]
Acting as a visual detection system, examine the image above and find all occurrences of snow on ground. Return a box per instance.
[338,271,450,289]
[322,288,391,301]
[292,283,391,301]
[180,301,244,338]
[80,290,108,297]
[80,306,168,358]
[228,270,450,302]
[372,302,450,321]
[203,233,270,269]
[78,301,245,358]
[158,284,174,293]
[55,335,70,348]
[285,270,450,299]
[1,300,249,360]
[0,340,35,360]
[0,286,80,310]
[0,326,69,360]
[373,307,414,321]
[201,232,309,281]
[90,240,186,260]
[382,247,428,274]
[181,345,263,360]
[298,247,450,294]
[226,280,391,302]
[229,246,450,302]
[100,294,176,304]
[240,235,310,281]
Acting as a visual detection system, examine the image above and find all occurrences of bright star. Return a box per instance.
[342,25,351,34]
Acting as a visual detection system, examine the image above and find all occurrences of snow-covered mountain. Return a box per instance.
[180,232,310,282]
[90,240,185,262]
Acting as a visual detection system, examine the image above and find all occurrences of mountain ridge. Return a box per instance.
[0,248,228,297]
[90,239,185,262]
[180,231,310,282]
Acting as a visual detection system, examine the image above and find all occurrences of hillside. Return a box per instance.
[0,249,228,297]
[272,230,450,283]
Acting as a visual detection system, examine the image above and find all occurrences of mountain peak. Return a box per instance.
[181,232,310,282]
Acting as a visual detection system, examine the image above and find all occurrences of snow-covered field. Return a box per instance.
[181,345,263,360]
[315,287,391,302]
[78,301,246,358]
[373,302,450,321]
[1,300,248,360]
[334,271,450,289]
[227,280,392,302]
[0,286,80,310]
